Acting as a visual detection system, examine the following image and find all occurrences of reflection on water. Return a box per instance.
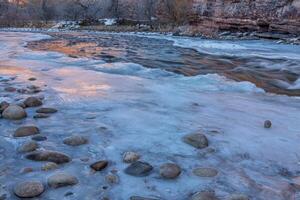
[28,32,300,96]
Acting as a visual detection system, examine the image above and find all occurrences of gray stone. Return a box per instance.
[48,173,78,188]
[63,135,88,146]
[34,113,51,119]
[24,97,43,107]
[193,168,218,177]
[183,132,209,149]
[2,105,27,120]
[159,163,181,179]
[17,141,38,153]
[14,126,39,137]
[228,194,250,200]
[14,181,44,198]
[125,161,153,177]
[26,150,71,164]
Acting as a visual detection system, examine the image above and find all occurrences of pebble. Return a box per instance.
[14,126,40,137]
[124,161,153,177]
[264,120,272,128]
[123,151,141,163]
[63,135,88,146]
[17,141,38,153]
[41,162,58,171]
[183,132,209,149]
[90,160,109,171]
[23,97,43,107]
[36,107,58,114]
[193,168,218,177]
[26,150,71,164]
[48,173,78,188]
[159,163,181,179]
[14,181,44,198]
[2,105,27,120]
[191,191,219,200]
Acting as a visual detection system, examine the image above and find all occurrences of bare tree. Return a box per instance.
[164,0,192,25]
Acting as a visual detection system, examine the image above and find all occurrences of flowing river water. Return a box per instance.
[0,31,300,200]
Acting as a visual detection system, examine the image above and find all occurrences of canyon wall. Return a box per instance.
[190,0,300,34]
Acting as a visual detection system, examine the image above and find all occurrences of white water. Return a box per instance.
[0,32,300,200]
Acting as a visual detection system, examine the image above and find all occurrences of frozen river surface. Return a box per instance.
[0,31,300,200]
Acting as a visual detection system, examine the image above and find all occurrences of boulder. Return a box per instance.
[183,132,209,149]
[24,97,43,107]
[14,126,39,137]
[63,135,88,146]
[14,181,44,198]
[125,161,153,177]
[26,150,71,164]
[90,160,108,171]
[36,107,58,114]
[47,173,78,188]
[159,163,181,179]
[2,105,27,120]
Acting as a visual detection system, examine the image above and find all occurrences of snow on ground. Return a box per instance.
[0,31,300,199]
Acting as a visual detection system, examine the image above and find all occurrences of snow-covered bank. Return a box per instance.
[0,32,300,199]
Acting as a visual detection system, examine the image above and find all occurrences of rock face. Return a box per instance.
[2,105,27,120]
[125,161,153,177]
[14,126,40,137]
[159,163,181,179]
[26,150,71,164]
[48,173,78,188]
[14,181,44,198]
[189,0,300,35]
[183,132,209,149]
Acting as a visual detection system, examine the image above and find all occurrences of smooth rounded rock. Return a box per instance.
[264,120,272,128]
[123,151,140,163]
[26,150,71,164]
[34,113,51,119]
[14,181,44,198]
[48,173,78,188]
[2,105,27,120]
[14,126,39,137]
[17,141,38,153]
[41,162,58,171]
[125,161,153,177]
[90,160,108,171]
[36,107,57,114]
[159,163,181,179]
[193,168,218,177]
[63,135,88,146]
[183,132,209,149]
[31,135,47,141]
[24,97,43,107]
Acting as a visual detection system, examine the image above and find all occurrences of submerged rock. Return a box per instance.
[48,173,78,188]
[0,101,9,113]
[159,163,181,179]
[183,132,209,149]
[193,168,218,177]
[28,77,37,81]
[26,150,71,164]
[24,97,43,107]
[41,162,58,171]
[34,113,51,119]
[31,135,47,141]
[14,126,39,137]
[2,105,27,120]
[36,107,58,114]
[228,194,250,200]
[90,160,109,171]
[191,191,219,200]
[105,174,119,184]
[4,87,16,92]
[264,120,272,128]
[123,151,141,163]
[63,135,88,146]
[17,141,38,153]
[125,161,153,177]
[130,196,161,200]
[14,181,44,198]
